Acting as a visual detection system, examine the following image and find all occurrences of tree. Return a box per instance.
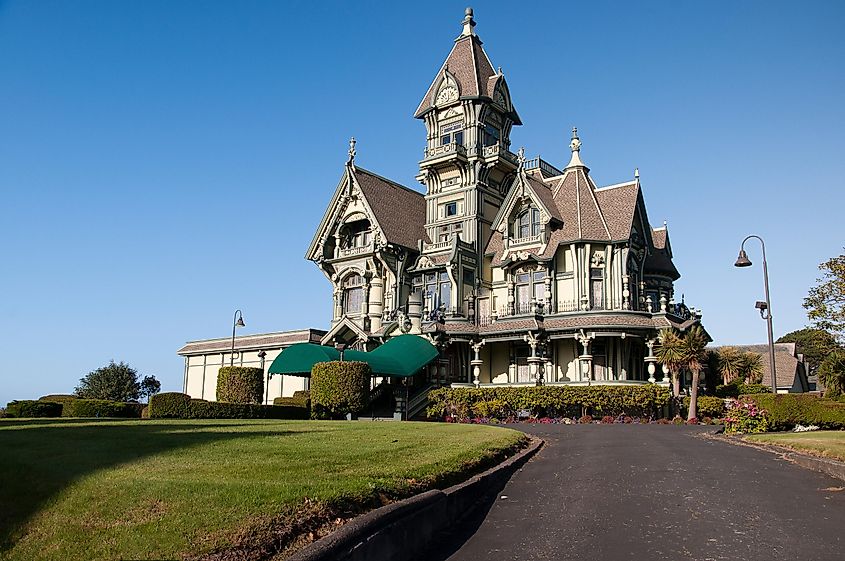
[682,326,709,421]
[655,329,686,416]
[804,250,845,342]
[777,328,841,377]
[140,375,161,401]
[740,352,764,384]
[74,361,141,402]
[716,347,745,385]
[818,350,845,398]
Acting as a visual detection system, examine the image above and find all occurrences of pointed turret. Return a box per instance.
[565,127,587,169]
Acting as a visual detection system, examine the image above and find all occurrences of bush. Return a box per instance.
[64,399,141,418]
[310,361,371,419]
[818,350,845,398]
[149,392,192,418]
[427,385,671,421]
[579,414,593,424]
[741,393,845,431]
[723,399,770,434]
[715,380,771,398]
[471,399,511,419]
[38,394,79,416]
[683,396,727,418]
[216,367,264,404]
[147,396,308,420]
[274,391,311,411]
[5,400,62,418]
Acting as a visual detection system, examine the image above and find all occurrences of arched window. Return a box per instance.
[513,207,540,239]
[342,274,364,315]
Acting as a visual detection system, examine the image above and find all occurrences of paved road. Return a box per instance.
[422,425,844,561]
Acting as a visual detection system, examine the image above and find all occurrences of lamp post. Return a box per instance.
[230,309,245,367]
[734,235,777,394]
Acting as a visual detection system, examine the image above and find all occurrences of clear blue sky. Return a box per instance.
[1,0,843,405]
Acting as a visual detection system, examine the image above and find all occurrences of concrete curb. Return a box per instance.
[287,436,544,561]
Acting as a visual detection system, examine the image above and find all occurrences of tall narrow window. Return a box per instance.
[515,269,545,313]
[514,207,541,239]
[483,123,500,147]
[342,274,364,315]
[590,268,604,309]
[413,271,451,313]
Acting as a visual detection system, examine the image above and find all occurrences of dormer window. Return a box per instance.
[341,219,371,249]
[513,207,540,239]
[440,122,464,146]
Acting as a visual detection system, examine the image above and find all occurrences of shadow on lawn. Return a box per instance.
[0,419,311,553]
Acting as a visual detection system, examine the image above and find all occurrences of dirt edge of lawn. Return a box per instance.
[189,432,531,561]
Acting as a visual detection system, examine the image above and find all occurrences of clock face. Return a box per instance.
[436,85,458,105]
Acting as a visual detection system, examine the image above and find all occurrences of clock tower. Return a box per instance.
[412,7,521,318]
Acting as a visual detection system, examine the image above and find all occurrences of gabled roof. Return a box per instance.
[306,164,428,260]
[713,343,809,391]
[490,169,562,233]
[353,168,428,250]
[644,225,680,279]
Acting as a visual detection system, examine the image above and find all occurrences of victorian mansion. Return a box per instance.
[304,8,705,390]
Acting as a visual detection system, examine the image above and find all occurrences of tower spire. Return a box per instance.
[566,126,585,168]
[460,7,476,37]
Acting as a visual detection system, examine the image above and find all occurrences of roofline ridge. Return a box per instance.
[596,179,638,191]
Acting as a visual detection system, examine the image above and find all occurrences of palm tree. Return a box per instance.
[682,325,709,421]
[655,329,686,416]
[717,346,744,385]
[741,352,764,384]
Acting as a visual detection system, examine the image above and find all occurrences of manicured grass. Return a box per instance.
[745,431,845,462]
[0,419,525,561]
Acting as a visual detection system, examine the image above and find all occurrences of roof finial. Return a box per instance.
[634,167,640,179]
[565,126,585,168]
[517,146,526,167]
[347,137,356,166]
[460,7,476,37]
[498,66,503,75]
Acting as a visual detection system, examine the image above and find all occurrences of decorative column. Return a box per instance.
[369,276,384,331]
[524,331,544,385]
[645,295,653,313]
[333,289,342,321]
[622,274,631,310]
[507,275,515,316]
[659,294,668,313]
[577,331,594,384]
[544,264,553,309]
[645,338,657,383]
[471,339,486,387]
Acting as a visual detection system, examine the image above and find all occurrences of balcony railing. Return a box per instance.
[336,243,374,258]
[422,239,451,252]
[509,234,542,247]
[523,156,563,177]
[423,142,467,160]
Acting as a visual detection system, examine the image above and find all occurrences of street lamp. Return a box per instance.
[230,309,245,367]
[734,236,777,394]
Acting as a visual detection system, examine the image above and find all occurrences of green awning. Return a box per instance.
[267,334,439,378]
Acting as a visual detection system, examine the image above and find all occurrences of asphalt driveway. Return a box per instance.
[423,424,844,561]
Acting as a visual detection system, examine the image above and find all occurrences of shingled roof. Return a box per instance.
[414,12,520,123]
[353,167,429,251]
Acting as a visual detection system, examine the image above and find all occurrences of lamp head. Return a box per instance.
[235,317,245,328]
[734,249,752,268]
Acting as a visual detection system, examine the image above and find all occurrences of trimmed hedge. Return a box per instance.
[683,396,727,418]
[427,385,671,420]
[5,400,62,418]
[273,390,311,411]
[148,392,307,419]
[311,361,371,419]
[217,367,264,404]
[149,392,192,418]
[63,399,142,418]
[741,393,845,431]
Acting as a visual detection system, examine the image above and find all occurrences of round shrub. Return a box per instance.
[5,400,62,418]
[216,367,264,404]
[148,392,191,418]
[818,350,845,398]
[310,361,371,419]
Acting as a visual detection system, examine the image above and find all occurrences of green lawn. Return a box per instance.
[0,419,525,561]
[745,431,845,462]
